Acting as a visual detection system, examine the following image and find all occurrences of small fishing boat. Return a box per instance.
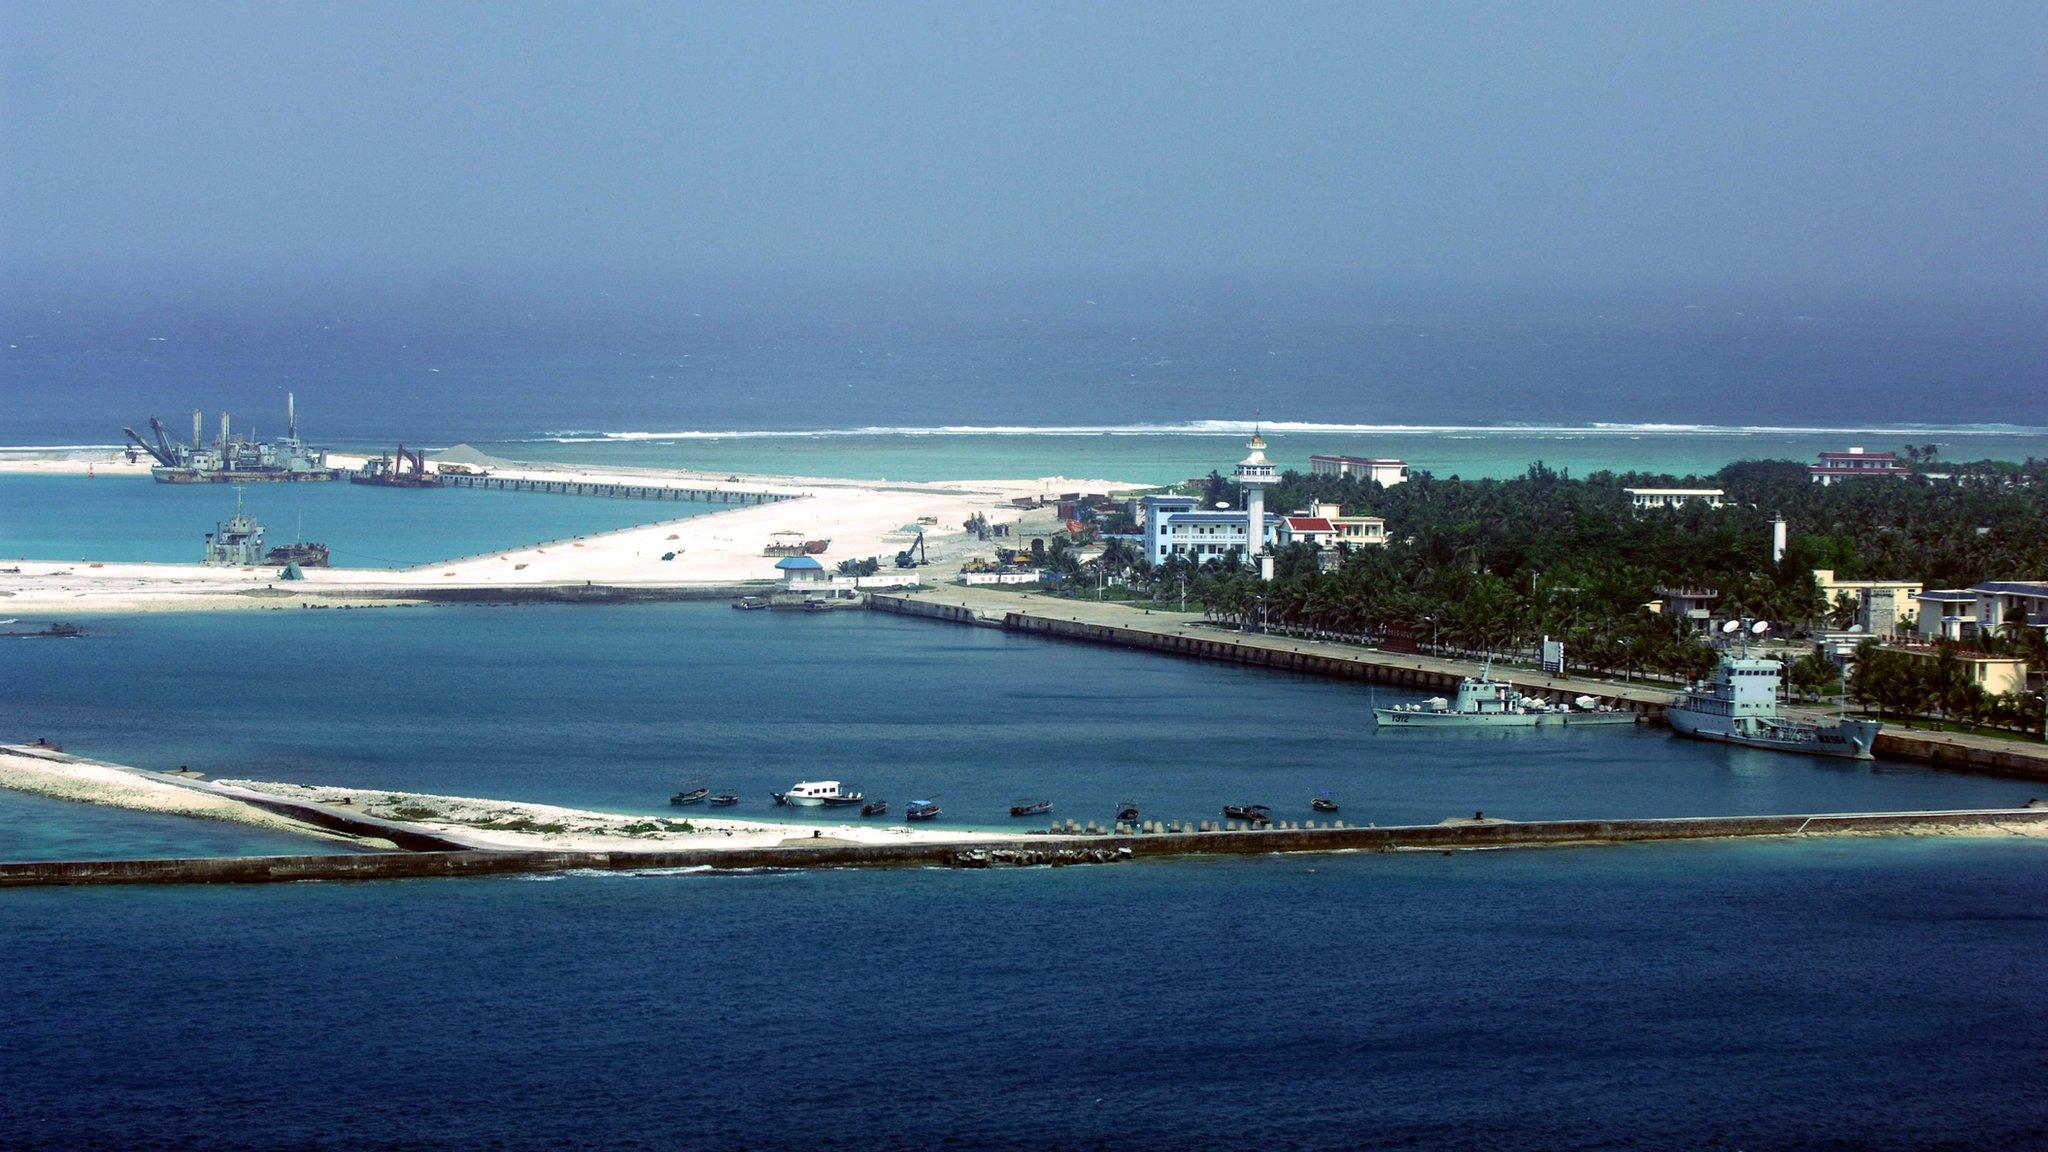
[1311,791,1340,813]
[1009,799,1052,818]
[860,799,889,817]
[707,793,740,807]
[906,799,941,821]
[1222,804,1272,824]
[730,595,770,610]
[1115,801,1140,823]
[669,787,710,806]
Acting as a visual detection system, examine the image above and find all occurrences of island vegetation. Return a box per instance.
[1043,454,2048,737]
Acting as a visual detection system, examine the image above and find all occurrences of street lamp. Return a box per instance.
[1423,614,1439,657]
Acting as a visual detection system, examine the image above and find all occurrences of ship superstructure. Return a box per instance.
[124,393,341,483]
[1666,623,1880,759]
[202,493,266,566]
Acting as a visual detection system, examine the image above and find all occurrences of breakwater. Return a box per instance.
[436,473,793,505]
[5,806,2044,887]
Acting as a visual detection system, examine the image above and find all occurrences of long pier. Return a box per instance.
[434,473,794,505]
[4,806,2044,887]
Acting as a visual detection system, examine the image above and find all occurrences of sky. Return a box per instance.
[4,1,2045,305]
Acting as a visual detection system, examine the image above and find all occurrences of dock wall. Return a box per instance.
[868,593,1658,715]
[867,592,2048,780]
[5,807,2043,887]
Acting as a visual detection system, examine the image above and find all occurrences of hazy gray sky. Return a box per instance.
[4,1,2044,296]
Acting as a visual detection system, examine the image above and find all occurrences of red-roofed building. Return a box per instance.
[1275,500,1387,569]
[1811,447,1909,485]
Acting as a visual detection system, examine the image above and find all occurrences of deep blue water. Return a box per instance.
[3,839,2046,1150]
[6,288,2043,444]
[0,474,714,567]
[4,605,2035,831]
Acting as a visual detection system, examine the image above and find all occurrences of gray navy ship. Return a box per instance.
[1666,623,1880,759]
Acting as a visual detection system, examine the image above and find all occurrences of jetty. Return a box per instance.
[434,472,793,505]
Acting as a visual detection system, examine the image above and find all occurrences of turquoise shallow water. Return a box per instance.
[0,473,716,567]
[0,788,359,860]
[473,426,2048,484]
[4,604,2033,831]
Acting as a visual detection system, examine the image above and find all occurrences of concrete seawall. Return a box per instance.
[869,592,1662,715]
[868,591,2048,780]
[5,807,2044,887]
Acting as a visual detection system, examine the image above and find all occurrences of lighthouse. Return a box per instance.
[1235,425,1277,579]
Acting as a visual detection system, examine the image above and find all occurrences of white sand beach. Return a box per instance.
[0,448,1145,614]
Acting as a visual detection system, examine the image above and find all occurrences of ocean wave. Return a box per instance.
[527,420,2048,443]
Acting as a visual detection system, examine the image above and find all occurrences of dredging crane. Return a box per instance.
[123,394,340,482]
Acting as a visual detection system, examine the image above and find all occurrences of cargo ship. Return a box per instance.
[124,394,341,483]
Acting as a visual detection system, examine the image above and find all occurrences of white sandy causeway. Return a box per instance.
[223,780,1020,853]
[0,749,368,845]
[0,455,1144,613]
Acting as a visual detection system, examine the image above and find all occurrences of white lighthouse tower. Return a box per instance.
[1235,425,1277,579]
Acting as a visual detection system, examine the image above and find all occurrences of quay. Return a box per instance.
[4,805,2045,887]
[431,473,794,505]
[866,586,2048,780]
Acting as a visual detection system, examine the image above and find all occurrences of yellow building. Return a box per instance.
[1813,570,1922,636]
[1889,646,2029,697]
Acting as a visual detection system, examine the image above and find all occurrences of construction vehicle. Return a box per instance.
[124,394,340,483]
[351,444,441,488]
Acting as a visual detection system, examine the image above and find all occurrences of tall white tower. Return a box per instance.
[1771,513,1788,566]
[1234,425,1276,577]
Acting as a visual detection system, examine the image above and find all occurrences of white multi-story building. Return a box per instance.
[1308,454,1408,486]
[1141,495,1275,564]
[1624,487,1725,511]
[1916,580,2048,642]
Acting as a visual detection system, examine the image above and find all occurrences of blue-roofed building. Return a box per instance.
[775,553,829,587]
[1915,580,2048,641]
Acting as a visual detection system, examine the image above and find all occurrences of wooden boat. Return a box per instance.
[1222,804,1272,824]
[1009,799,1052,818]
[670,787,710,806]
[860,799,889,817]
[1115,801,1140,823]
[905,799,941,821]
[730,596,770,610]
[707,794,740,807]
[1312,791,1340,813]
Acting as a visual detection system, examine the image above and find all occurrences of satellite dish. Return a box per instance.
[1721,620,1742,634]
[1848,624,1864,633]
[1751,621,1770,635]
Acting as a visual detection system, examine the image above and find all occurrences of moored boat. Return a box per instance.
[1009,799,1052,818]
[906,799,941,821]
[669,787,710,806]
[1222,804,1271,824]
[1311,790,1340,813]
[1373,662,1543,728]
[1667,625,1879,759]
[860,799,889,817]
[731,596,770,610]
[1115,801,1140,823]
[707,793,740,807]
[778,780,865,807]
